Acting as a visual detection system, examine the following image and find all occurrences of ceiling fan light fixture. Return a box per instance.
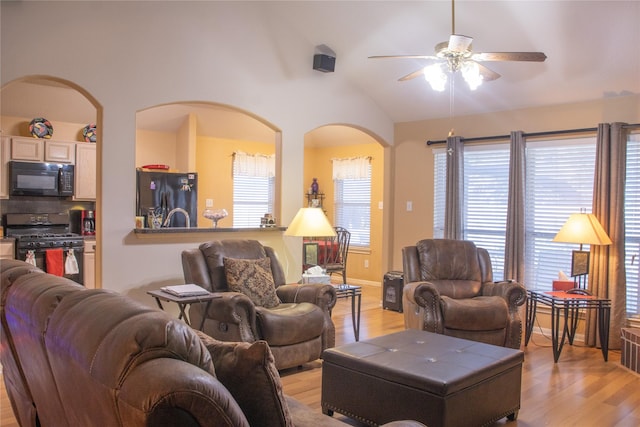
[423,63,447,91]
[461,61,483,90]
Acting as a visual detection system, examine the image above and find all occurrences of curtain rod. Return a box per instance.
[425,123,640,146]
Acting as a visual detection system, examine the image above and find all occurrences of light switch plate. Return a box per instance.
[205,199,214,207]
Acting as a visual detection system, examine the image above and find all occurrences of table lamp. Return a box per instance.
[552,213,612,289]
[285,207,336,268]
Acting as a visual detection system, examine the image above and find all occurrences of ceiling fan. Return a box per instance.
[369,0,547,91]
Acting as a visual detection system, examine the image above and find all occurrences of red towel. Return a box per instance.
[45,249,64,276]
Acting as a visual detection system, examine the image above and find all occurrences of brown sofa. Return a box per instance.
[182,239,337,370]
[403,239,527,349]
[0,259,423,427]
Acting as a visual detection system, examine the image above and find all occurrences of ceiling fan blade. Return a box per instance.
[448,34,473,52]
[471,51,547,62]
[476,62,501,81]
[369,55,439,60]
[398,68,427,82]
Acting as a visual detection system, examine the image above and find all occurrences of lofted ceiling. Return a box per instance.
[1,1,638,134]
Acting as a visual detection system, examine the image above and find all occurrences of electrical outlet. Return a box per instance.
[205,198,214,207]
[406,201,413,211]
[364,259,369,268]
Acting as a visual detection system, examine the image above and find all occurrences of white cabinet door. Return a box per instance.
[83,239,96,289]
[0,136,11,198]
[45,140,75,163]
[11,137,44,161]
[74,143,96,200]
[0,240,15,260]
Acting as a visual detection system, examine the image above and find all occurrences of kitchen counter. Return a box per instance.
[134,226,286,236]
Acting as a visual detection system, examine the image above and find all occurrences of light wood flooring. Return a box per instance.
[2,284,639,426]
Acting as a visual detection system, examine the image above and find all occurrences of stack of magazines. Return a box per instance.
[161,284,210,297]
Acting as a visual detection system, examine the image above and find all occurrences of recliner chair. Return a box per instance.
[402,239,527,349]
[181,239,337,370]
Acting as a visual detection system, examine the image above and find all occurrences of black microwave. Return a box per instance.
[9,161,75,197]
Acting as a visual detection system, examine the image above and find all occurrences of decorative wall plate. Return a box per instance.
[82,123,97,142]
[29,117,54,139]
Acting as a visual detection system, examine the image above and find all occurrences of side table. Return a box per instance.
[331,284,362,341]
[147,289,220,331]
[525,289,611,362]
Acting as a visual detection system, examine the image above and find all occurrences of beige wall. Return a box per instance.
[390,94,640,270]
[304,141,385,284]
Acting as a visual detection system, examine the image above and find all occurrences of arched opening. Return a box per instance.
[304,124,389,286]
[1,75,102,288]
[135,102,281,229]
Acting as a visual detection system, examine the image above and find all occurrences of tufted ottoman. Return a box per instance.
[321,330,523,427]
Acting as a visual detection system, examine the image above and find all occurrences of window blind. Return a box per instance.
[334,165,371,247]
[232,175,275,228]
[625,133,640,315]
[524,137,596,291]
[433,148,446,239]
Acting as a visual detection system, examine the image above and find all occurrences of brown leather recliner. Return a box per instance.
[403,239,527,349]
[182,239,337,370]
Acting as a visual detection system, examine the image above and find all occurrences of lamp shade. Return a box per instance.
[552,213,612,245]
[284,208,337,237]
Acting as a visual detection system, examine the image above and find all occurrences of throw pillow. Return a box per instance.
[195,331,293,427]
[223,257,280,308]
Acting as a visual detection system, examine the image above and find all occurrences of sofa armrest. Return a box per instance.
[403,281,444,333]
[481,280,527,312]
[189,292,259,342]
[276,283,337,312]
[118,358,250,427]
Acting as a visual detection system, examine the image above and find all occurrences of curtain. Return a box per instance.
[444,136,463,239]
[585,123,627,350]
[233,151,275,177]
[504,131,526,283]
[332,156,370,180]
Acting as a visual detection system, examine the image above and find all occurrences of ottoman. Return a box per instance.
[321,330,523,427]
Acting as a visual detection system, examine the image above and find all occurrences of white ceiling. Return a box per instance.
[1,1,638,131]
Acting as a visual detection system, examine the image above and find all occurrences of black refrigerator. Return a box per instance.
[136,170,198,228]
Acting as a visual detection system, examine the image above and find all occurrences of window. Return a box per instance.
[232,175,275,227]
[626,133,640,316]
[524,137,596,291]
[433,144,510,280]
[334,164,371,247]
[232,152,275,228]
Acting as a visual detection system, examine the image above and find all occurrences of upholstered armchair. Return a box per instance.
[181,239,337,370]
[402,239,527,349]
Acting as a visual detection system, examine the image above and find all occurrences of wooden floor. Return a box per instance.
[2,284,639,426]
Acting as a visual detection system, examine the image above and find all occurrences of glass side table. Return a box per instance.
[525,289,611,362]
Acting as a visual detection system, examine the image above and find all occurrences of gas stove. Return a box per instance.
[5,212,84,250]
[5,212,86,285]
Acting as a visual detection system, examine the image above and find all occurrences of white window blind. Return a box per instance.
[524,137,596,291]
[433,144,510,279]
[334,164,371,247]
[433,148,446,239]
[232,152,275,228]
[462,144,510,280]
[625,133,640,315]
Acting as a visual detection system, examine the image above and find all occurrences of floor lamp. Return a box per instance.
[552,213,612,290]
[284,207,336,270]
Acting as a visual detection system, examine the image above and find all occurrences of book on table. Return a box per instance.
[161,284,210,297]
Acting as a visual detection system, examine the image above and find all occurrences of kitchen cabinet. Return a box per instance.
[74,143,96,200]
[83,239,96,289]
[11,136,43,161]
[45,140,75,163]
[10,137,75,163]
[0,239,15,260]
[0,136,10,198]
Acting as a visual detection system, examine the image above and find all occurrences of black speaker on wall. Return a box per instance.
[313,54,335,73]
